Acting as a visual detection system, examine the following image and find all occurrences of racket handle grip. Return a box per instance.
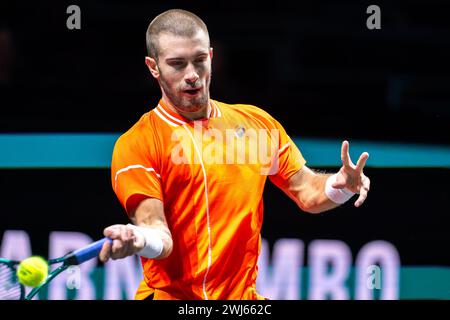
[68,237,112,265]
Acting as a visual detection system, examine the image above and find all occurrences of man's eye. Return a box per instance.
[170,61,185,67]
[195,57,207,63]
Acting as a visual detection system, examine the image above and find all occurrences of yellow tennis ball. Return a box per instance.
[16,256,48,287]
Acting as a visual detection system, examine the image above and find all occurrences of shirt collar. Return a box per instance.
[154,99,221,127]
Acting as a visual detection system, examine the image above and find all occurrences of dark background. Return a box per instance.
[0,0,449,287]
[1,0,449,143]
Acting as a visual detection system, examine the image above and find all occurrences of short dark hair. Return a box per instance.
[146,9,210,59]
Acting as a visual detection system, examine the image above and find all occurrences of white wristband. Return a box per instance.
[127,224,163,259]
[325,174,355,204]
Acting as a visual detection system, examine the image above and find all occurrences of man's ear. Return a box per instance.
[145,57,159,79]
[209,47,214,60]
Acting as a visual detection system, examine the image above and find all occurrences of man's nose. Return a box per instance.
[184,64,199,84]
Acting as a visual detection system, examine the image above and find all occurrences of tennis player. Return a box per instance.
[99,9,371,300]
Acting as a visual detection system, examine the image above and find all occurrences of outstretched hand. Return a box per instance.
[332,141,371,207]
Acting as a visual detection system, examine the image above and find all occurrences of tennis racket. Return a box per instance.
[0,237,111,300]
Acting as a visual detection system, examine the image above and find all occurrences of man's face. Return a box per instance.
[151,30,212,113]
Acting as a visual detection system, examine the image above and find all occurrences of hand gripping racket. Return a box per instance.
[0,237,111,300]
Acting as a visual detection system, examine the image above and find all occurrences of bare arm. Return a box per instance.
[274,141,371,214]
[99,197,173,262]
[276,166,339,214]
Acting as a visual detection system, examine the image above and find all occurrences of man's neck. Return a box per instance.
[162,97,210,121]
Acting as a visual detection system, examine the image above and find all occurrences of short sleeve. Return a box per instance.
[268,117,306,185]
[111,131,163,215]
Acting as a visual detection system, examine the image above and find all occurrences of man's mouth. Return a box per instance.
[182,87,202,96]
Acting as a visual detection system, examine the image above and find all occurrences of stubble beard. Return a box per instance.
[159,71,211,113]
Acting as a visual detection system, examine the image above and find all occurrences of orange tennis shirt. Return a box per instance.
[111,99,306,300]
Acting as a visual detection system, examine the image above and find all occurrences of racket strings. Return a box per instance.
[0,263,22,300]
